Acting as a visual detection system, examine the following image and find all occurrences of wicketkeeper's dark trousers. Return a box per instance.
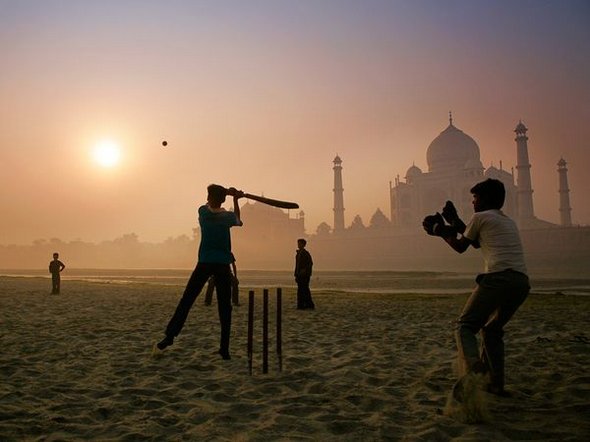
[455,269,529,389]
[165,262,233,353]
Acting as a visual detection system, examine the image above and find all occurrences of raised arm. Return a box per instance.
[442,201,466,234]
[226,187,244,223]
[233,195,241,222]
[441,201,481,251]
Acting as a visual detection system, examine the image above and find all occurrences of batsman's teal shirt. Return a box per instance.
[198,205,242,264]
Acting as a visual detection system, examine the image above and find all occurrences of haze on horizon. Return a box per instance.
[1,0,589,245]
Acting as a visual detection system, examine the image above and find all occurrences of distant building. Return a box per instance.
[332,155,345,233]
[309,115,589,274]
[237,200,305,240]
[389,114,554,230]
[557,158,573,227]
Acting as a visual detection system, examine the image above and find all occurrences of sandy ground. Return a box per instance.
[1,276,589,441]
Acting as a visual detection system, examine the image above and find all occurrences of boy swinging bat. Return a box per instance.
[155,184,244,360]
[155,184,298,360]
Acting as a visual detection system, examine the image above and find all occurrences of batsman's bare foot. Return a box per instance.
[156,336,174,350]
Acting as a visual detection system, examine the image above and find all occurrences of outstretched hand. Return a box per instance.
[442,201,458,223]
[423,212,458,238]
[442,200,466,234]
[422,213,445,236]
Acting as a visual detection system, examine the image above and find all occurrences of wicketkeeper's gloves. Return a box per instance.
[442,200,466,234]
[422,213,457,238]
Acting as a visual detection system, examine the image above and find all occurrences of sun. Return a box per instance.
[92,140,121,168]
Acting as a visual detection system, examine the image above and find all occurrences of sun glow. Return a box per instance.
[92,140,121,168]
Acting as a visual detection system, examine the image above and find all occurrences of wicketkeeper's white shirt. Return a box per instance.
[463,209,527,275]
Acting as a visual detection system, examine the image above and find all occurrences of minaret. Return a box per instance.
[557,158,572,226]
[332,155,345,232]
[514,121,535,222]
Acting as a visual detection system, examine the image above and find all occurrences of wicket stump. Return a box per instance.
[247,287,283,375]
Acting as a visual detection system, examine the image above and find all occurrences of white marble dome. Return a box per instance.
[426,122,481,173]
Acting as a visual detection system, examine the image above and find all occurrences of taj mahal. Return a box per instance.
[331,113,573,233]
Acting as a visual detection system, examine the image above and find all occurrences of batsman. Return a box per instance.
[156,184,244,360]
[422,178,530,400]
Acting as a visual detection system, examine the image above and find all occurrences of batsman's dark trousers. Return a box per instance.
[204,275,240,306]
[165,262,233,353]
[456,269,529,389]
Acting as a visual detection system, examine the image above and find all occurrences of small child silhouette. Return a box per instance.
[48,252,65,294]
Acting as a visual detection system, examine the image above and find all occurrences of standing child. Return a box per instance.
[49,252,66,294]
[423,178,529,400]
[294,238,315,310]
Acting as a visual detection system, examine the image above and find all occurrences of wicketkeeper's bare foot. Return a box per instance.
[452,374,468,402]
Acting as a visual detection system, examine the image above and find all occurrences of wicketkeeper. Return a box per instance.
[422,178,530,400]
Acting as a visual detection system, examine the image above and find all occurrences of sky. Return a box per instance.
[1,0,589,245]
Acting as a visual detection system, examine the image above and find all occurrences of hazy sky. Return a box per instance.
[1,0,589,244]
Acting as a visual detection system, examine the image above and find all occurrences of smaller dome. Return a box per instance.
[557,158,566,167]
[405,164,423,178]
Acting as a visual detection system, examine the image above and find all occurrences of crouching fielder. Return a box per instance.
[423,178,529,398]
